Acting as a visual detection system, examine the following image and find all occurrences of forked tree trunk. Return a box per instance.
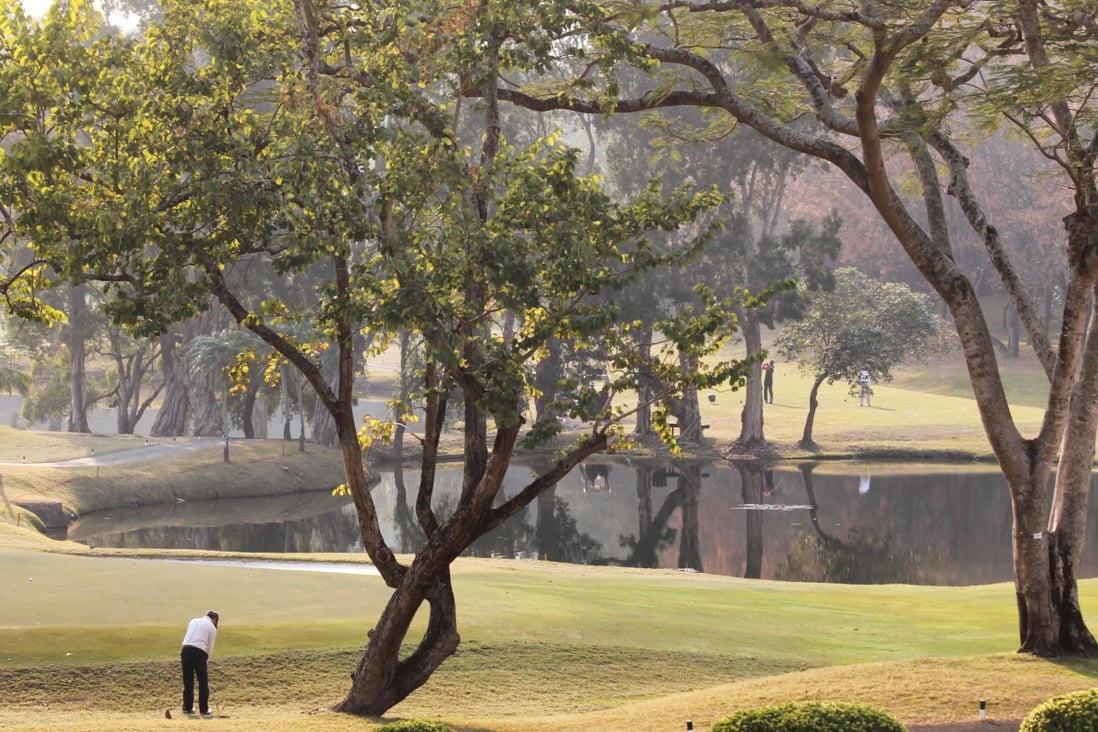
[1028,278,1098,657]
[338,567,460,715]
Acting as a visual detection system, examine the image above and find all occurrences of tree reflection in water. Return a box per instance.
[73,458,1083,585]
[617,461,704,572]
[774,463,920,584]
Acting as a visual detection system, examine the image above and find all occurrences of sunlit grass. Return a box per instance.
[2,544,1097,730]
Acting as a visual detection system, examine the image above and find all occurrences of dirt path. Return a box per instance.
[908,721,1020,731]
[0,438,224,468]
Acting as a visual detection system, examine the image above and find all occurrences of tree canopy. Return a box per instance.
[0,0,753,714]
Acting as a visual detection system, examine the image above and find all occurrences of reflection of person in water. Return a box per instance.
[580,462,611,493]
[763,468,776,497]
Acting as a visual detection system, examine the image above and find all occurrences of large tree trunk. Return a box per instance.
[191,388,223,437]
[67,285,91,433]
[671,352,703,443]
[336,357,464,714]
[151,329,190,437]
[338,568,461,715]
[733,311,766,450]
[531,337,563,424]
[1037,222,1098,656]
[241,387,256,439]
[874,96,1098,656]
[632,324,655,437]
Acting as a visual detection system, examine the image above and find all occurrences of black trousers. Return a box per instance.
[181,645,210,713]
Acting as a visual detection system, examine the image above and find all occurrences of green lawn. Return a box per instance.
[2,543,1097,731]
[1,348,1094,731]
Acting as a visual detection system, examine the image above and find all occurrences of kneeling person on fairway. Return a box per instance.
[180,610,219,717]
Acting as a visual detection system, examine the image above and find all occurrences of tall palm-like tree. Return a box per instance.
[184,329,259,463]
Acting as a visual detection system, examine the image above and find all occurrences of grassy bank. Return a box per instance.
[0,434,347,525]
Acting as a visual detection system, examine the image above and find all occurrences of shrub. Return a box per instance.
[1020,688,1098,732]
[375,721,453,732]
[711,701,907,732]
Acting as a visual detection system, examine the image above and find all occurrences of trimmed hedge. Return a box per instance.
[375,721,453,732]
[1020,688,1098,732]
[711,701,907,732]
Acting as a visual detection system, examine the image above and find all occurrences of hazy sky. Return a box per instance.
[21,0,52,17]
[20,1,138,30]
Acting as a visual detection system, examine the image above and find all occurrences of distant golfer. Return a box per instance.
[180,610,219,718]
[858,369,872,407]
[762,360,775,404]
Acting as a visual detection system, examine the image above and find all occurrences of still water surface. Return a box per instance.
[69,460,1098,586]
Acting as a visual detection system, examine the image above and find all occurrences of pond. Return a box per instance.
[67,459,1098,586]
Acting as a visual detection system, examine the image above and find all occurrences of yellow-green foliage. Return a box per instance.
[376,721,454,732]
[1021,688,1098,732]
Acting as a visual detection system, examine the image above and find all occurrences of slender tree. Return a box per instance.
[776,268,950,449]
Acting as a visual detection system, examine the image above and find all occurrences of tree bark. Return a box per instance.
[151,329,190,437]
[310,377,338,448]
[632,324,655,437]
[733,311,766,450]
[798,375,825,450]
[67,284,91,434]
[672,352,703,443]
[338,565,461,715]
[1041,222,1098,657]
[191,387,223,437]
